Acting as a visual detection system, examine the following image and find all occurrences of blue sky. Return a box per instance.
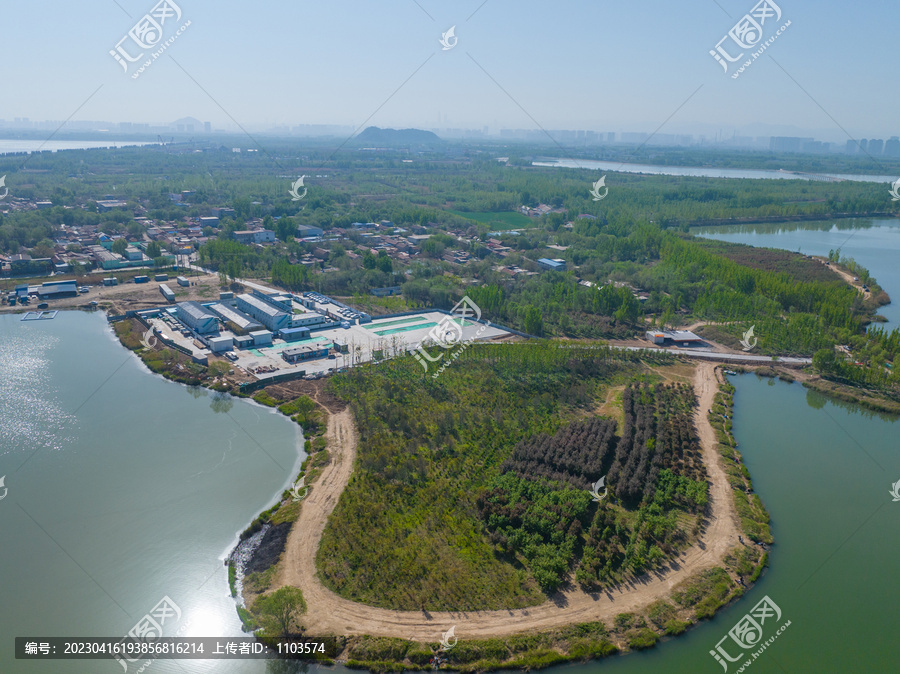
[0,0,896,140]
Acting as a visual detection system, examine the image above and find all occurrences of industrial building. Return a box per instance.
[645,330,705,347]
[249,330,273,346]
[207,303,262,334]
[233,230,275,244]
[538,258,567,271]
[296,224,324,238]
[176,302,219,334]
[37,280,78,299]
[207,335,233,353]
[236,293,291,332]
[282,343,332,363]
[280,327,311,341]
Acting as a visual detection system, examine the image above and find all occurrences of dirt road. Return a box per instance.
[276,362,741,640]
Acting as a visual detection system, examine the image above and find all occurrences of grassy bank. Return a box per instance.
[340,560,758,672]
[708,375,774,544]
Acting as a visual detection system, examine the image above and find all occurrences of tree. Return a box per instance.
[362,251,377,269]
[275,217,295,243]
[421,239,445,258]
[111,238,128,256]
[523,306,544,336]
[813,348,837,373]
[254,587,306,638]
[376,251,393,273]
[146,241,161,258]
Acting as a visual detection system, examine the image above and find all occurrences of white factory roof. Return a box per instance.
[177,301,216,321]
[208,303,262,330]
[238,293,287,318]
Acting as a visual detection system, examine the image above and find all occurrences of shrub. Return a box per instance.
[626,628,658,650]
[665,619,691,635]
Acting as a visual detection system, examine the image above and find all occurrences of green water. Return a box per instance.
[364,316,428,330]
[559,374,900,673]
[372,317,471,337]
[0,312,305,673]
[372,321,439,336]
[695,218,900,328]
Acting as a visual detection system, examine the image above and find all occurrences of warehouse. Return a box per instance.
[207,302,262,334]
[207,335,233,353]
[37,280,78,299]
[645,330,705,347]
[249,330,273,346]
[176,301,219,335]
[280,327,311,341]
[236,293,290,332]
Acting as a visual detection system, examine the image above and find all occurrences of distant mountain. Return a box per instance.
[170,117,204,132]
[354,127,443,145]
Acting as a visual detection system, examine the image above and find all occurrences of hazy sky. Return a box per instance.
[1,0,896,140]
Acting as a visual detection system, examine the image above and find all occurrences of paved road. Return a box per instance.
[616,345,812,365]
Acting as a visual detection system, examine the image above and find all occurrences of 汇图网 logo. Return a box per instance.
[589,476,607,502]
[0,175,8,200]
[140,328,158,350]
[439,26,458,51]
[110,0,191,80]
[890,479,900,502]
[439,625,457,651]
[114,596,182,672]
[289,176,308,201]
[710,0,790,79]
[710,595,791,672]
[589,175,608,201]
[889,178,900,201]
[740,326,758,351]
[0,476,7,501]
[290,476,309,502]
[413,296,489,377]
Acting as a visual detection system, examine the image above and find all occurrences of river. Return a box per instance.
[0,140,156,155]
[533,158,896,184]
[695,218,900,328]
[0,311,304,673]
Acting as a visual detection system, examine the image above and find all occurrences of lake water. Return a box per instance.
[694,218,900,329]
[0,311,304,673]
[0,139,155,155]
[534,158,896,184]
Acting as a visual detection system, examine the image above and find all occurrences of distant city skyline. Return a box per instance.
[2,115,898,158]
[2,1,897,144]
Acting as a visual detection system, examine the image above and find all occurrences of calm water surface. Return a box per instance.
[534,158,896,183]
[0,312,304,673]
[695,218,900,328]
[0,139,155,154]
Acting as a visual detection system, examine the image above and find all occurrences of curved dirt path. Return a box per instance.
[277,362,741,640]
